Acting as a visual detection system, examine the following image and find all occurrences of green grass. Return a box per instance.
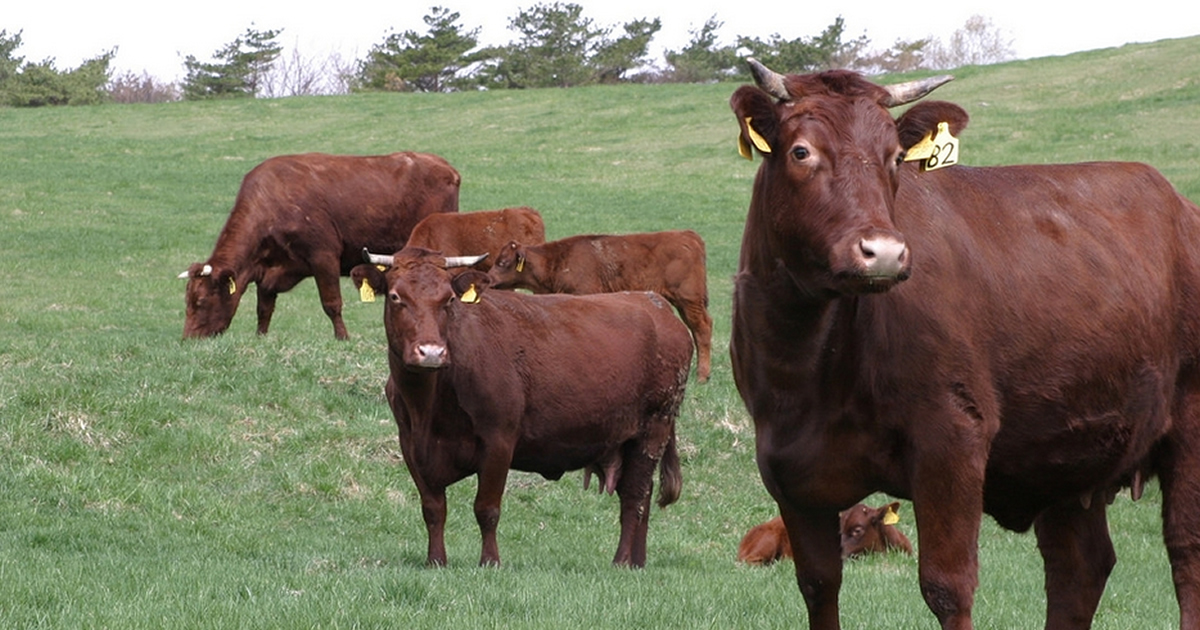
[2,36,1199,628]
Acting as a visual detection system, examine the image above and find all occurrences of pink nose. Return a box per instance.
[859,236,908,277]
[415,343,447,368]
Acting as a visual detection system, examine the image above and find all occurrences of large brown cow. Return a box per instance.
[179,152,460,340]
[488,230,714,382]
[356,247,692,568]
[405,206,546,271]
[729,60,1200,629]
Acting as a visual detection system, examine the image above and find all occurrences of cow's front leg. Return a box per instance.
[779,505,843,630]
[255,285,277,335]
[418,485,449,567]
[1034,497,1115,629]
[311,264,348,340]
[474,446,513,566]
[911,457,985,630]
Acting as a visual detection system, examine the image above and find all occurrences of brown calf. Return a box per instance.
[738,502,913,565]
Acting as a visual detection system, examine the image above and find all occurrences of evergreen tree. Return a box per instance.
[354,7,481,92]
[182,27,282,99]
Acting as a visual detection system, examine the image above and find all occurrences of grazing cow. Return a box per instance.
[356,247,692,567]
[179,152,460,340]
[405,206,546,271]
[738,502,913,565]
[729,59,1200,629]
[488,230,714,383]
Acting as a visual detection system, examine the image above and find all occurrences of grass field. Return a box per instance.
[2,36,1199,629]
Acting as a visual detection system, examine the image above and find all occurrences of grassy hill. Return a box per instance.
[1,36,1198,629]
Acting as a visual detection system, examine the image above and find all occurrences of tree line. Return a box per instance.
[1,4,1014,106]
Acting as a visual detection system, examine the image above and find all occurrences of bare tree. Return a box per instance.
[107,71,180,103]
[926,15,1015,69]
[262,46,353,96]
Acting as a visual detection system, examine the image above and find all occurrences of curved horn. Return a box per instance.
[177,270,190,279]
[746,57,790,101]
[444,253,488,268]
[362,248,394,266]
[881,75,954,108]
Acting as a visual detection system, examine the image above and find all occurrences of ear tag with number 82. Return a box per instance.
[904,122,959,172]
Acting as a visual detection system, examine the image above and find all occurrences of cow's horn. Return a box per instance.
[444,254,488,268]
[177,270,189,279]
[881,75,954,108]
[746,58,791,101]
[362,248,394,267]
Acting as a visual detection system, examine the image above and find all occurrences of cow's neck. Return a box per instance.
[205,212,268,284]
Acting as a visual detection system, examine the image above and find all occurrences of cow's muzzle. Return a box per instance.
[411,343,448,369]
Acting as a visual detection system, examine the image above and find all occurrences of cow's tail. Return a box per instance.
[657,430,682,509]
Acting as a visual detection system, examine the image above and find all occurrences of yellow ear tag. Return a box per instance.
[904,122,959,172]
[359,282,376,303]
[375,265,387,272]
[228,278,236,295]
[460,283,480,304]
[744,117,772,154]
[516,256,525,273]
[883,505,900,526]
[737,133,753,160]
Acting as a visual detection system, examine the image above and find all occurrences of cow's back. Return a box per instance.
[230,152,460,273]
[558,230,707,294]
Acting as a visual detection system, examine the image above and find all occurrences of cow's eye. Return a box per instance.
[388,292,403,305]
[791,145,810,161]
[895,151,907,166]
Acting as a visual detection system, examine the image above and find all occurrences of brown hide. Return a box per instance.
[181,152,460,340]
[405,207,546,271]
[376,248,692,568]
[488,230,714,383]
[737,502,912,565]
[730,64,1200,629]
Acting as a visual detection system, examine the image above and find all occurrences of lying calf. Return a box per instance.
[737,502,913,565]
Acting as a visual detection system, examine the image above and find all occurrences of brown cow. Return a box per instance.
[405,206,546,271]
[179,152,460,340]
[356,247,692,568]
[730,60,1200,629]
[738,502,913,565]
[488,230,713,382]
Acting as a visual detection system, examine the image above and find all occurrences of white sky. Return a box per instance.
[5,1,1198,82]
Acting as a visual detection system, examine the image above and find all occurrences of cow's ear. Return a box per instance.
[350,264,388,302]
[451,271,492,304]
[881,502,902,525]
[895,101,969,151]
[213,268,237,296]
[730,86,780,160]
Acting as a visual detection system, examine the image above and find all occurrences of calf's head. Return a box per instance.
[487,241,531,290]
[179,263,242,338]
[357,248,487,371]
[731,60,963,295]
[839,501,913,558]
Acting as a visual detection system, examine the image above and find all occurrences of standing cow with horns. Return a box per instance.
[730,58,1200,629]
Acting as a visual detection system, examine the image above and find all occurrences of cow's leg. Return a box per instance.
[778,505,843,630]
[1034,498,1115,629]
[255,285,277,335]
[418,486,449,567]
[613,448,656,568]
[911,456,984,630]
[474,445,513,566]
[311,262,349,340]
[674,300,713,383]
[1161,378,1200,629]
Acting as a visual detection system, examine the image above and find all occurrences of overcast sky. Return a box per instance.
[5,1,1198,81]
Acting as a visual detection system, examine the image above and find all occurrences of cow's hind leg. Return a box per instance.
[613,447,657,568]
[674,299,713,383]
[1034,498,1115,629]
[1160,373,1200,629]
